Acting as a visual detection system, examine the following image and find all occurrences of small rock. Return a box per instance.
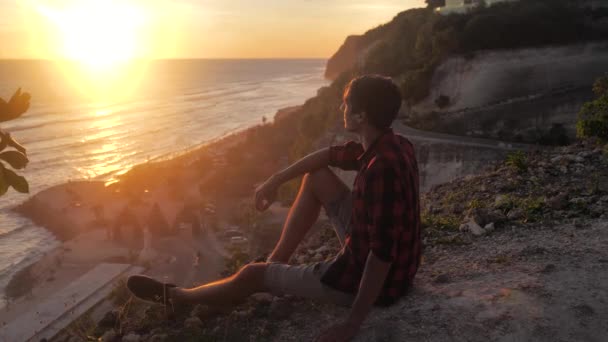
[459,219,486,236]
[313,253,323,261]
[296,255,307,264]
[433,274,451,284]
[572,304,595,317]
[507,208,524,220]
[550,156,562,164]
[314,246,330,254]
[590,205,605,217]
[569,197,588,206]
[251,293,274,304]
[190,304,213,320]
[184,316,203,330]
[99,329,117,342]
[122,333,141,342]
[483,222,495,233]
[541,264,556,274]
[148,334,169,342]
[233,309,252,318]
[547,193,568,210]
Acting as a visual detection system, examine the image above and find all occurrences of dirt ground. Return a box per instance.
[270,219,608,342]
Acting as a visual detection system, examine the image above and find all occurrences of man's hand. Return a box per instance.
[315,320,360,342]
[254,175,279,211]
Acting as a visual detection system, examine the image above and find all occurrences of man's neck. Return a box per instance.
[360,126,384,150]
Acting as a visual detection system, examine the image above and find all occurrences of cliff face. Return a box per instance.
[418,42,608,112]
[324,1,608,139]
[405,42,608,141]
[324,35,363,80]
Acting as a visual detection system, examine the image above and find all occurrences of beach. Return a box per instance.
[0,104,303,335]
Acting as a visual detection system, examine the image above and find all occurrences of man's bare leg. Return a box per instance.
[171,263,267,306]
[170,168,348,307]
[267,167,349,263]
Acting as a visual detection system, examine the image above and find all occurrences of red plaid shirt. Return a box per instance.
[321,129,421,306]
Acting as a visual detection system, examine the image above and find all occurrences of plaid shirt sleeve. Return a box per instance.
[364,159,407,263]
[328,141,364,171]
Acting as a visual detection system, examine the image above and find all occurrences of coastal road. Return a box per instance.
[393,122,536,151]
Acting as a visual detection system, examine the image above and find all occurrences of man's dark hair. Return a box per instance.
[343,75,402,130]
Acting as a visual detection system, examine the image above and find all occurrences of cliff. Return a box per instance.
[325,0,608,143]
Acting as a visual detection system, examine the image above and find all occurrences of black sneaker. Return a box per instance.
[126,275,177,306]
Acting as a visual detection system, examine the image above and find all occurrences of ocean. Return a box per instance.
[0,59,327,297]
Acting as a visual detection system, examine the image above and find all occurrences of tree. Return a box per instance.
[0,88,31,195]
[593,75,608,97]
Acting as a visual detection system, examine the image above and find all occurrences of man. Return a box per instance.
[127,75,421,341]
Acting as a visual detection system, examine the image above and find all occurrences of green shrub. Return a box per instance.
[577,94,608,141]
[505,151,528,172]
[421,211,460,231]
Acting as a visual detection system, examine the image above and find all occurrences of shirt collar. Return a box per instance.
[357,128,394,165]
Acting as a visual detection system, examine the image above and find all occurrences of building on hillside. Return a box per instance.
[437,0,518,15]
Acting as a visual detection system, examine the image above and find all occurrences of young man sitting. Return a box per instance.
[127,75,421,342]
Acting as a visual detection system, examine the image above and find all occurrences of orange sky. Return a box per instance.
[0,0,425,59]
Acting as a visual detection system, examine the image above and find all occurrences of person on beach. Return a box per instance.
[127,75,421,342]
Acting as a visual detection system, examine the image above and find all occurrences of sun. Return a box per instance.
[36,0,146,70]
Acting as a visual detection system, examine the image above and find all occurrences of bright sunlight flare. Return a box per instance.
[35,0,147,70]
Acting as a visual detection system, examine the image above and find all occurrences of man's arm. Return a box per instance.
[255,148,330,211]
[347,251,391,326]
[272,147,330,185]
[316,251,391,342]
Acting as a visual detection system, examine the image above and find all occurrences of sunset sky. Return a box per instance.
[0,0,425,60]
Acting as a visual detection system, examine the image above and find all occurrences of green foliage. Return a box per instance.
[520,196,545,221]
[577,93,608,141]
[505,151,528,172]
[592,75,608,97]
[334,0,604,106]
[494,194,517,212]
[0,88,31,196]
[421,211,460,231]
[495,194,545,221]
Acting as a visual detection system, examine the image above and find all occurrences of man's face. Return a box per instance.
[341,95,362,132]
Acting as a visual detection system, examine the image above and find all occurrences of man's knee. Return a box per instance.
[304,168,348,205]
[235,263,267,287]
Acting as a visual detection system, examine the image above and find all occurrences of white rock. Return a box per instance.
[148,334,169,342]
[507,209,525,220]
[251,293,274,303]
[315,246,330,254]
[459,219,485,236]
[296,255,308,264]
[484,223,495,233]
[184,316,203,329]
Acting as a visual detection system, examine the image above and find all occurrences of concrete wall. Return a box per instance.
[418,42,608,112]
[410,42,608,141]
